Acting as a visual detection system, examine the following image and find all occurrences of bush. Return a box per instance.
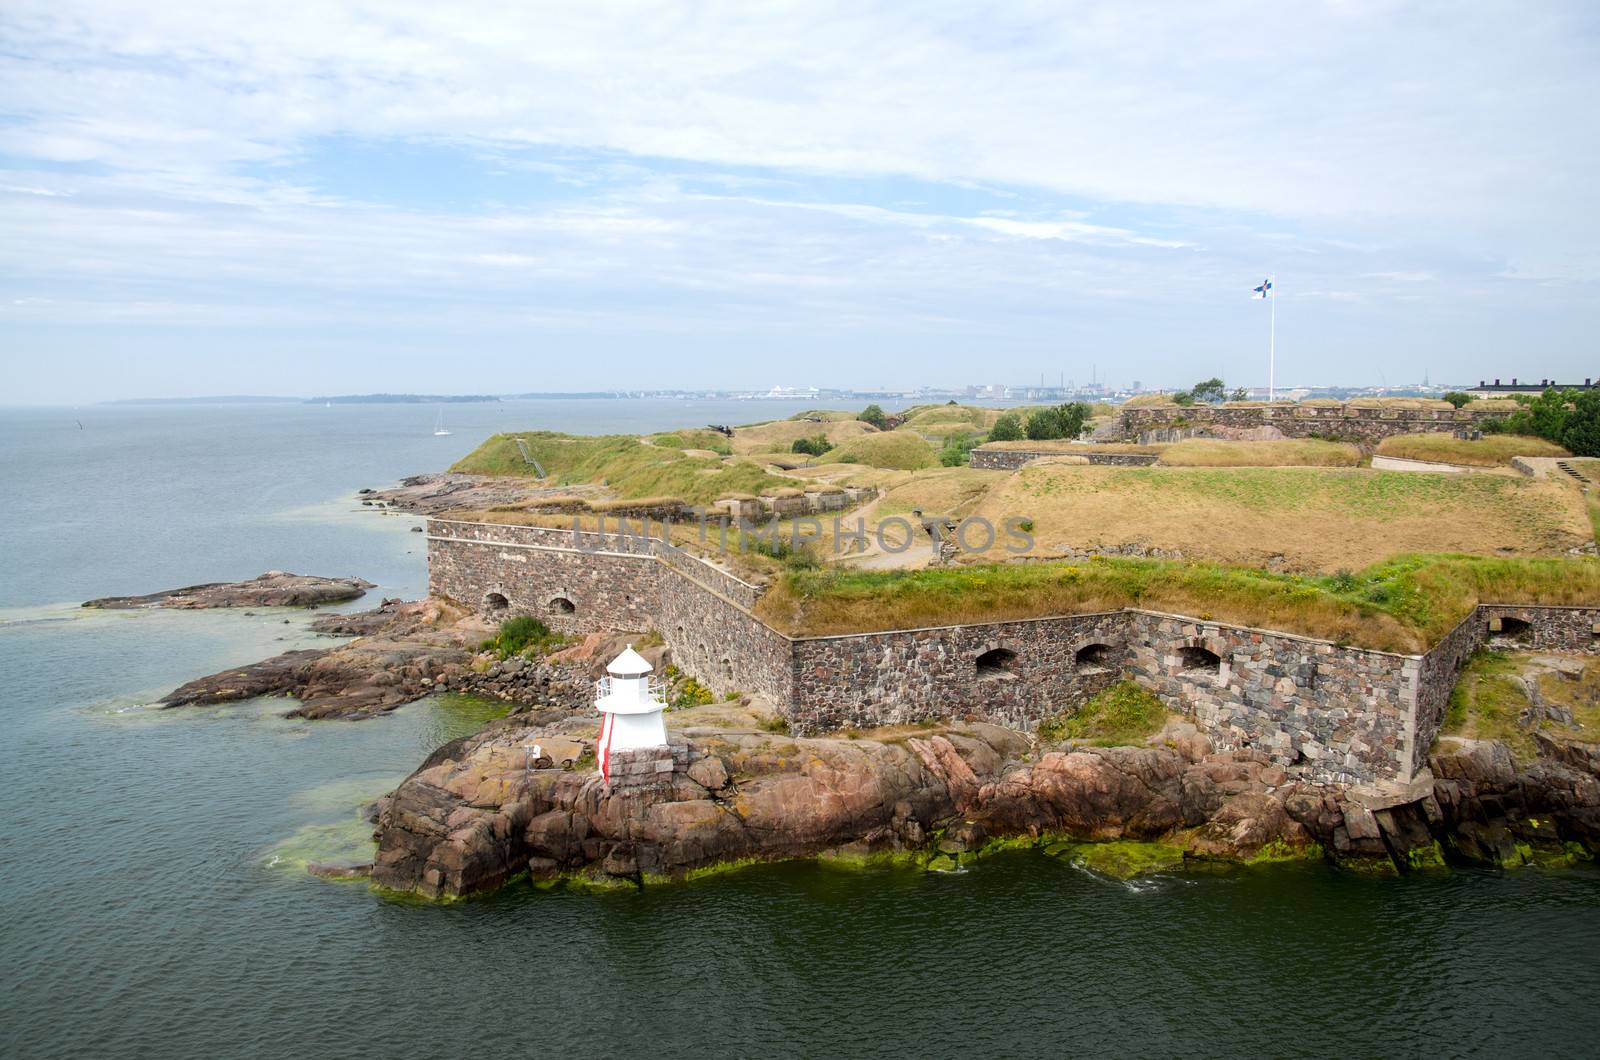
[1442,391,1475,408]
[1189,378,1226,404]
[790,434,833,457]
[988,412,1024,442]
[939,432,979,466]
[1024,402,1091,441]
[479,616,566,659]
[858,404,889,429]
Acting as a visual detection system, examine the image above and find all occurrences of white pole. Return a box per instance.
[1268,275,1276,402]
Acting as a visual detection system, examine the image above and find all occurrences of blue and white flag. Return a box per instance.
[1253,278,1273,299]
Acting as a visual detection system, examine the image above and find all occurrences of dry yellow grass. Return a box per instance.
[969,465,1591,573]
[1375,433,1569,467]
[817,430,940,470]
[729,418,876,456]
[1157,439,1363,467]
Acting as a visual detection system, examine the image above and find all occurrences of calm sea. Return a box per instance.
[1,399,1597,1059]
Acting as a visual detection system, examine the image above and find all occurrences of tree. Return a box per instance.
[858,404,888,429]
[1057,401,1090,439]
[1189,378,1226,404]
[1562,391,1600,457]
[1231,387,1249,402]
[1024,409,1062,440]
[1442,391,1474,408]
[987,412,1024,442]
[1171,391,1195,407]
[790,434,832,456]
[1023,402,1090,441]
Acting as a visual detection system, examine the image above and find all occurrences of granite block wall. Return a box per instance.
[426,518,1600,785]
[1118,404,1504,446]
[969,449,1160,470]
[426,519,663,633]
[787,613,1129,733]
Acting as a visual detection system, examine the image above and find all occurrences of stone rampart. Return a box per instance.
[969,448,1159,470]
[1119,404,1505,446]
[426,517,1600,784]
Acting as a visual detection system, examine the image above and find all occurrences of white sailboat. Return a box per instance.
[432,410,452,436]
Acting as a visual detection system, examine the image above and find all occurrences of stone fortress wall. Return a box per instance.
[968,449,1158,471]
[427,518,1600,786]
[1119,403,1506,446]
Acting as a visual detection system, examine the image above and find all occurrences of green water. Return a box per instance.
[2,401,1599,1058]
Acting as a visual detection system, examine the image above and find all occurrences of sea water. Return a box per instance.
[1,399,1597,1059]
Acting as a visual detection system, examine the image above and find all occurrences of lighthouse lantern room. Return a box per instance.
[594,646,668,779]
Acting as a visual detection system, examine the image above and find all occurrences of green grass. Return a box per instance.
[649,430,732,455]
[758,553,1600,653]
[1439,650,1536,759]
[1038,682,1170,745]
[479,615,568,659]
[1158,439,1363,467]
[452,431,788,504]
[817,430,939,470]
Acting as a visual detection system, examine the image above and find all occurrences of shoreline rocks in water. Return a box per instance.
[159,598,484,719]
[367,694,1600,898]
[83,570,374,610]
[358,473,603,515]
[157,599,608,720]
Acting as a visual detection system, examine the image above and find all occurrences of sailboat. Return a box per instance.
[432,410,452,436]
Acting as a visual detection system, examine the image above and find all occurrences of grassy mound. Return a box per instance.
[1375,433,1568,467]
[452,432,787,504]
[1038,682,1172,745]
[975,440,1163,454]
[649,430,732,455]
[899,404,1004,433]
[972,465,1591,571]
[728,418,876,457]
[1158,439,1362,467]
[757,554,1600,653]
[818,430,940,470]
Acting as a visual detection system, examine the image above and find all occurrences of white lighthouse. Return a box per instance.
[594,646,668,780]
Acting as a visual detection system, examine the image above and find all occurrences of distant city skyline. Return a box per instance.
[3,2,1597,404]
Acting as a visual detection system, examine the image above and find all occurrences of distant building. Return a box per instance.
[1468,377,1599,397]
[765,384,819,399]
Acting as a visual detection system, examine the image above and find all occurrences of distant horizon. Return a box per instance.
[4,4,1596,404]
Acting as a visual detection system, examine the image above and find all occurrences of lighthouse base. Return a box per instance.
[604,745,688,791]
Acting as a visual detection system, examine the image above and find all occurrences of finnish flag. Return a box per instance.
[1253,278,1273,299]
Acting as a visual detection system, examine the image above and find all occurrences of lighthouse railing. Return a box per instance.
[594,675,669,706]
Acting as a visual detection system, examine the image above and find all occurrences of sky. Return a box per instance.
[2,1,1597,403]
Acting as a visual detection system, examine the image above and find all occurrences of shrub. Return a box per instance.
[479,616,566,659]
[790,434,833,456]
[988,412,1024,442]
[1189,378,1226,404]
[1024,402,1091,441]
[672,676,715,709]
[939,432,979,466]
[1442,391,1475,408]
[858,404,889,429]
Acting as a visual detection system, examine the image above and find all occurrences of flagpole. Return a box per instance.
[1268,275,1276,402]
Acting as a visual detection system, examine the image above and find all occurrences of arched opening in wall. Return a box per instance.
[484,592,509,612]
[722,658,734,682]
[975,648,1018,681]
[1493,617,1532,644]
[1178,646,1221,674]
[548,596,576,615]
[1075,643,1115,671]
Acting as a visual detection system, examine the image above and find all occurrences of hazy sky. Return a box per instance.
[2,1,1597,402]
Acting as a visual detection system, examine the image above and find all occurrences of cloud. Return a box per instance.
[0,1,1596,401]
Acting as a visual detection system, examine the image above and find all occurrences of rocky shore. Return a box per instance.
[84,570,373,610]
[366,694,1599,898]
[358,473,599,515]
